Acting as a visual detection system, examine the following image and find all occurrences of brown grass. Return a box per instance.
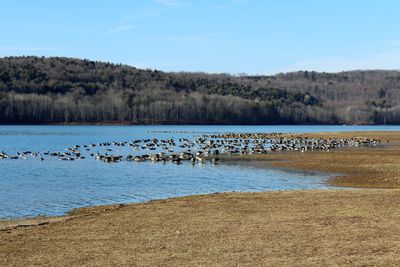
[2,190,400,266]
[265,131,400,188]
[1,131,400,266]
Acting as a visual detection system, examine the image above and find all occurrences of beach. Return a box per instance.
[1,131,400,266]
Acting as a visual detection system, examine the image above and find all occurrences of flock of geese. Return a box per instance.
[0,132,381,165]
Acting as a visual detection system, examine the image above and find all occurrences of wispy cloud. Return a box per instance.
[211,1,251,11]
[231,0,251,4]
[106,12,156,34]
[106,24,135,34]
[0,46,64,51]
[211,4,230,10]
[153,0,184,7]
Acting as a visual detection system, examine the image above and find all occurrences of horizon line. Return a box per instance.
[1,54,400,76]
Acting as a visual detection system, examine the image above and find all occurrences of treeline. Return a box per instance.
[0,56,399,124]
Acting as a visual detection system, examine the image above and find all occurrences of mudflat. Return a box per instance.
[1,131,400,266]
[266,131,400,188]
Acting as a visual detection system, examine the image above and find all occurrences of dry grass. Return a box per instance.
[265,131,400,188]
[1,131,400,266]
[2,190,400,266]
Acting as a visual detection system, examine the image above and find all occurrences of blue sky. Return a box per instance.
[1,0,400,74]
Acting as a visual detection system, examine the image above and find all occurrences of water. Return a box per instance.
[1,125,399,219]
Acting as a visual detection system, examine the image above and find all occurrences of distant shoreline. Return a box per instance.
[2,57,400,127]
[0,122,397,126]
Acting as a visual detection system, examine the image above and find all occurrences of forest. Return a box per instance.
[0,56,399,124]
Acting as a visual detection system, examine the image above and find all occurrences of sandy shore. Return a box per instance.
[1,131,400,266]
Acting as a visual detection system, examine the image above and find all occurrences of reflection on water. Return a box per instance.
[1,125,399,219]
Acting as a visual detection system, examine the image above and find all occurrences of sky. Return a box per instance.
[1,0,400,74]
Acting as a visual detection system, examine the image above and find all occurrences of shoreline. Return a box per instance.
[2,131,399,225]
[267,131,400,188]
[3,189,400,266]
[2,130,400,265]
[216,131,400,189]
[1,122,400,126]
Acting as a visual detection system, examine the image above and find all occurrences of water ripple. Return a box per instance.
[2,125,390,219]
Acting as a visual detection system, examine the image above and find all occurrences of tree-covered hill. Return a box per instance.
[0,56,399,124]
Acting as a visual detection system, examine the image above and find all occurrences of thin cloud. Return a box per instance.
[153,0,183,7]
[106,24,135,34]
[231,0,251,4]
[106,13,144,34]
[211,4,230,10]
[211,0,250,10]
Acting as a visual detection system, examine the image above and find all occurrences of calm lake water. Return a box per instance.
[1,125,399,219]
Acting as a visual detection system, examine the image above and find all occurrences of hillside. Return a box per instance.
[0,56,399,124]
